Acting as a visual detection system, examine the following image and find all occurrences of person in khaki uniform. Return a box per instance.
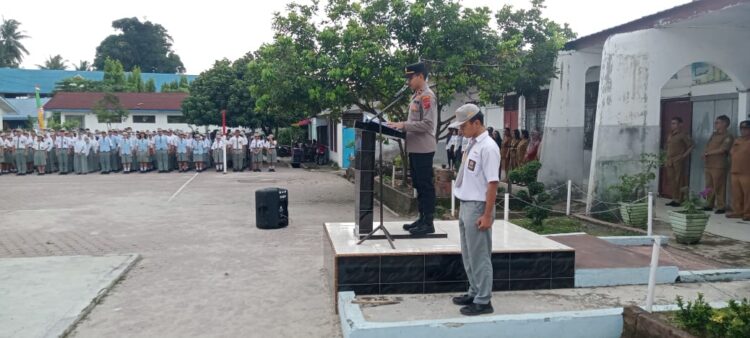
[728,120,750,221]
[702,115,734,214]
[665,117,694,206]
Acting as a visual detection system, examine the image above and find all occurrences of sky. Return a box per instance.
[2,0,690,74]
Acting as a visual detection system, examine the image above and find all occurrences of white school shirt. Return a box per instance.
[25,136,34,147]
[12,135,27,149]
[228,136,241,149]
[45,137,54,151]
[74,139,86,154]
[267,140,277,149]
[453,131,501,202]
[34,139,49,151]
[55,136,65,149]
[212,138,226,150]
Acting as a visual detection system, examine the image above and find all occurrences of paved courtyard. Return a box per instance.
[0,167,397,338]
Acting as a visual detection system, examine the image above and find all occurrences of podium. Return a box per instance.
[353,120,404,238]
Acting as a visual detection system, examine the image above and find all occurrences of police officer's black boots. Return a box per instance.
[409,214,435,236]
[403,213,423,231]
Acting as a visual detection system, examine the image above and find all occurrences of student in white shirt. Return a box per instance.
[33,135,49,175]
[448,104,500,317]
[266,134,277,172]
[12,130,28,175]
[211,134,227,172]
[251,135,263,172]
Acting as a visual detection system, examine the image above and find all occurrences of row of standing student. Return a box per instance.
[0,129,278,175]
[445,127,541,178]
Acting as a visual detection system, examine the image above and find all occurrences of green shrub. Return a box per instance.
[508,161,542,186]
[675,294,750,338]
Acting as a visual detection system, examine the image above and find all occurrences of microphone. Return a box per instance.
[393,84,409,99]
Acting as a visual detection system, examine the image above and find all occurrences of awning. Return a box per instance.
[293,118,311,127]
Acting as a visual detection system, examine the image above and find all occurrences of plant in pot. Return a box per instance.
[608,153,661,228]
[669,189,711,244]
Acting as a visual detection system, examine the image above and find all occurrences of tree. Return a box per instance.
[182,57,256,128]
[0,18,30,68]
[93,17,185,73]
[144,78,157,92]
[37,54,68,70]
[92,93,129,129]
[54,76,105,92]
[496,0,576,96]
[127,66,144,92]
[102,58,127,92]
[74,60,93,71]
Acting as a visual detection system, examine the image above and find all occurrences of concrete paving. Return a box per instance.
[0,168,401,338]
[0,254,139,338]
[360,280,750,322]
[655,197,750,242]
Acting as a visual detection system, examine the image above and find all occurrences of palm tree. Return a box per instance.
[74,60,92,71]
[37,54,68,70]
[0,18,30,68]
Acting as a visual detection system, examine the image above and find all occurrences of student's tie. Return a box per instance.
[455,138,477,188]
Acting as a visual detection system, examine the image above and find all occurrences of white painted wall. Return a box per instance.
[586,25,750,205]
[59,111,191,131]
[538,49,602,187]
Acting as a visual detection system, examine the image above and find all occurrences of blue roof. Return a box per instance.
[0,68,197,95]
[2,98,50,121]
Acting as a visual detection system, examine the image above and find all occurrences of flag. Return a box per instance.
[35,86,45,130]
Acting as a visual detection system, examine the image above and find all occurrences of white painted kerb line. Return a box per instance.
[168,173,199,202]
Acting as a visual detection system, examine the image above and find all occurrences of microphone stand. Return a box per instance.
[357,90,409,249]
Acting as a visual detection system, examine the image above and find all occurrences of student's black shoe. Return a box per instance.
[460,302,493,316]
[409,222,435,236]
[715,209,726,214]
[666,201,680,207]
[269,169,275,172]
[452,294,474,306]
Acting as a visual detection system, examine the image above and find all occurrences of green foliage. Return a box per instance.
[94,17,185,73]
[681,190,709,215]
[74,60,92,71]
[0,18,29,68]
[181,57,256,128]
[37,54,68,70]
[128,66,144,92]
[608,153,662,203]
[54,76,105,92]
[102,58,128,92]
[508,160,542,185]
[675,294,750,338]
[144,78,156,92]
[92,93,129,129]
[277,126,305,145]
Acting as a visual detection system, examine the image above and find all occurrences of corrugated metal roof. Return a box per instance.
[0,68,197,95]
[564,0,748,50]
[44,92,188,111]
[7,98,49,116]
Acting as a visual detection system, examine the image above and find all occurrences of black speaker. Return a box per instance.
[291,148,303,168]
[255,188,289,229]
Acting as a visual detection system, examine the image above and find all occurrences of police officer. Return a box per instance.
[665,117,694,206]
[703,115,734,214]
[448,104,500,316]
[387,62,438,236]
[728,120,750,221]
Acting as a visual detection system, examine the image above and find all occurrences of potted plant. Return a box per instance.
[609,153,661,228]
[669,189,711,244]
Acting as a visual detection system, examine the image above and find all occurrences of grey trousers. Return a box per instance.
[458,200,494,305]
[156,150,168,171]
[99,151,111,172]
[57,149,69,173]
[15,149,27,173]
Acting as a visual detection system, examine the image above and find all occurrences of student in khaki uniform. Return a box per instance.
[702,115,734,214]
[500,128,512,180]
[665,117,694,206]
[728,120,750,221]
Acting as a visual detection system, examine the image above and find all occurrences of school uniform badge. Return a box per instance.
[468,159,476,171]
